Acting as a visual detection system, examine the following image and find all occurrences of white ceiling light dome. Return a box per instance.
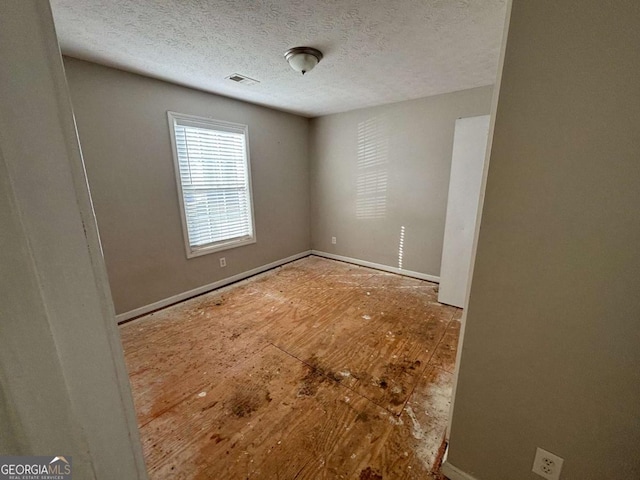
[284,47,323,75]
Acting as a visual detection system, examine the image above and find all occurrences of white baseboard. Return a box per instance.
[310,250,440,284]
[116,249,439,323]
[115,250,312,323]
[441,461,479,480]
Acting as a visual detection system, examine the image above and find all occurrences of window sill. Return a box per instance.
[186,236,256,259]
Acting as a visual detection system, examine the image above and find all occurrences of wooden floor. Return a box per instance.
[120,256,461,479]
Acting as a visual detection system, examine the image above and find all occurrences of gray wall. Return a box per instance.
[447,0,640,479]
[309,87,493,276]
[1,2,145,476]
[64,58,311,315]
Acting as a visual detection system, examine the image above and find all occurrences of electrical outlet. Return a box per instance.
[532,447,564,480]
[219,257,226,267]
[331,236,337,245]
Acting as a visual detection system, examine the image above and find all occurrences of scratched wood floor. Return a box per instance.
[120,256,461,480]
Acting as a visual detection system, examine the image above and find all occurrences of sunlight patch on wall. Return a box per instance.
[398,225,405,269]
[356,116,388,220]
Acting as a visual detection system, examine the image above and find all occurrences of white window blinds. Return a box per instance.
[168,112,255,257]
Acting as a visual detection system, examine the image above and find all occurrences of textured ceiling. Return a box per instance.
[50,0,507,117]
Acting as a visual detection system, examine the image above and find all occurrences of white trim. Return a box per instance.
[441,461,481,480]
[167,111,257,259]
[311,250,440,283]
[116,250,311,323]
[116,250,440,323]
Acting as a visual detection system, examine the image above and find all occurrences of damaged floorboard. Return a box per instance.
[120,256,461,479]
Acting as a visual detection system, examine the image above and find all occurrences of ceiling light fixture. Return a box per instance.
[284,47,323,75]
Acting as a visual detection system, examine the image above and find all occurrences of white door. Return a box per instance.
[438,115,490,307]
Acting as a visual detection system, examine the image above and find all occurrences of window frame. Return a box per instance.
[167,111,257,259]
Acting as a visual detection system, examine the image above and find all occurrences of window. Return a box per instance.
[168,112,255,258]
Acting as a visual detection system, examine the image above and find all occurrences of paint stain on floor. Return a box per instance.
[120,256,461,479]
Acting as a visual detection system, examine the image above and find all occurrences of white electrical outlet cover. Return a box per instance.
[532,447,564,480]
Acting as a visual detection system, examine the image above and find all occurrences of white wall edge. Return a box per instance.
[441,461,480,480]
[116,250,311,323]
[311,250,440,283]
